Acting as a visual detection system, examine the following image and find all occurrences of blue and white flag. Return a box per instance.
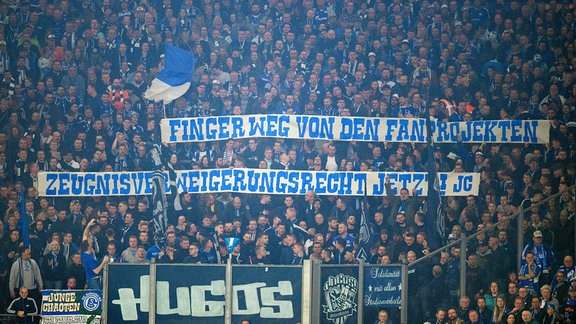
[224,237,240,253]
[144,45,195,104]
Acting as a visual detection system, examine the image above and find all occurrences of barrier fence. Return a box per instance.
[0,314,37,324]
[409,184,576,301]
[5,186,571,323]
[102,261,407,324]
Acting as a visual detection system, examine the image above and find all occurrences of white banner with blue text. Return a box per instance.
[38,170,479,197]
[160,115,549,143]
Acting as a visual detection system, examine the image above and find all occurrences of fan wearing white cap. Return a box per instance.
[521,230,556,287]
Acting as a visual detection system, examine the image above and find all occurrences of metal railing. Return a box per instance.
[406,184,575,312]
[0,314,35,323]
[2,188,571,324]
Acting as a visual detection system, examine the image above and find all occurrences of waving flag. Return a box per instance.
[224,237,240,253]
[149,143,185,250]
[150,144,168,249]
[144,45,195,104]
[167,157,183,222]
[355,200,371,260]
[426,115,444,247]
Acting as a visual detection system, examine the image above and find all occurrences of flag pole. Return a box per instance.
[20,186,30,247]
[425,110,443,248]
[355,173,371,260]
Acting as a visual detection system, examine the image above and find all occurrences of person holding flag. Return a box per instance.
[147,142,183,254]
[425,111,444,247]
[144,45,192,255]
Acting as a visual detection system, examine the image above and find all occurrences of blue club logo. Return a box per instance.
[82,292,102,312]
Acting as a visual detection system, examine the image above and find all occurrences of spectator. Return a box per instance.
[183,243,207,264]
[66,253,86,289]
[384,176,420,226]
[6,287,38,324]
[475,296,491,324]
[565,286,576,321]
[540,303,564,324]
[490,296,508,324]
[520,309,538,324]
[522,231,554,288]
[65,277,77,290]
[0,1,572,323]
[446,307,464,324]
[80,229,109,289]
[419,265,446,319]
[133,246,149,264]
[467,310,482,324]
[509,296,528,323]
[540,284,560,310]
[120,235,138,263]
[375,309,389,324]
[332,221,355,250]
[41,241,66,289]
[484,281,505,311]
[8,246,42,308]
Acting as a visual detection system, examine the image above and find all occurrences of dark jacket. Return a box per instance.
[41,252,66,282]
[7,296,38,323]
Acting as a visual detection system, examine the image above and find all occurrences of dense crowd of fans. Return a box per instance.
[0,0,575,322]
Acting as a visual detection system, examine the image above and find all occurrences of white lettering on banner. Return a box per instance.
[41,315,101,323]
[259,281,294,318]
[232,282,293,318]
[161,115,550,143]
[369,268,401,278]
[364,267,402,307]
[38,171,480,196]
[364,295,402,307]
[111,275,294,321]
[191,281,224,317]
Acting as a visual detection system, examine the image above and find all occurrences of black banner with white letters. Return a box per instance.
[232,265,302,323]
[155,265,227,323]
[106,264,302,323]
[107,264,150,323]
[363,265,402,307]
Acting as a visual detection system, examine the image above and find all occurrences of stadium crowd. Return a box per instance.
[0,0,574,322]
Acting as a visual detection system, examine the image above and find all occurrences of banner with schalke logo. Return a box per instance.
[320,266,359,324]
[41,289,102,323]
